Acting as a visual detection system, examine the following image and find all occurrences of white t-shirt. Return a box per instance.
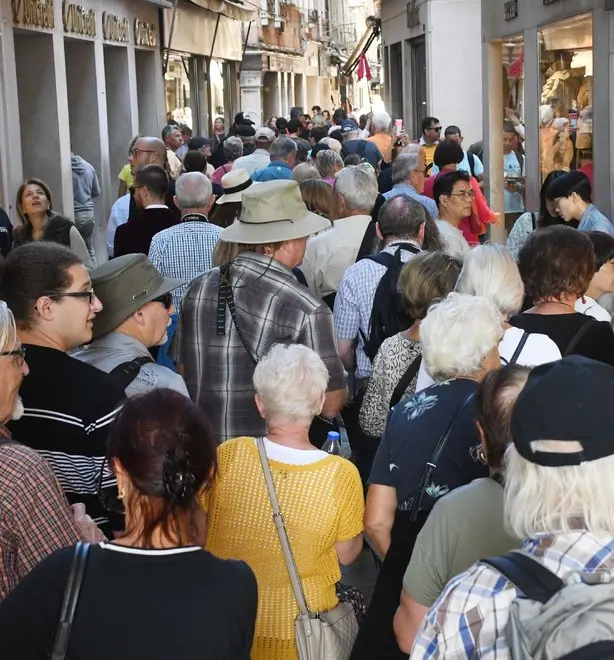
[254,437,328,466]
[575,296,611,322]
[415,326,562,392]
[435,219,471,259]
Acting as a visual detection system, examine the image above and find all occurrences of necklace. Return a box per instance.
[535,299,576,312]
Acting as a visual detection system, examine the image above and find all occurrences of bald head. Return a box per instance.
[133,137,167,171]
[174,172,214,215]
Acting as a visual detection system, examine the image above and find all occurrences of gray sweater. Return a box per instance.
[71,155,100,212]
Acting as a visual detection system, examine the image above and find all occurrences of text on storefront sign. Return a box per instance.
[63,1,96,36]
[102,11,130,42]
[12,0,55,28]
[504,0,518,20]
[134,19,157,47]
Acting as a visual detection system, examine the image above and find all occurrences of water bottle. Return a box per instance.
[321,431,342,456]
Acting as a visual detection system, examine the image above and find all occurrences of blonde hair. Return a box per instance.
[504,443,614,538]
[319,137,342,154]
[299,179,334,220]
[253,343,329,427]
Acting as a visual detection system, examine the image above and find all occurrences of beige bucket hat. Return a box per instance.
[220,179,331,244]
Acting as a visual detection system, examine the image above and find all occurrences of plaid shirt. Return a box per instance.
[412,530,614,659]
[333,240,421,379]
[0,426,81,600]
[148,214,221,312]
[172,252,346,443]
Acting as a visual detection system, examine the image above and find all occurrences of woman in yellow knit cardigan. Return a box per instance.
[202,343,365,660]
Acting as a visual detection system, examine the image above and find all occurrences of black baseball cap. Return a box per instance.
[511,355,614,467]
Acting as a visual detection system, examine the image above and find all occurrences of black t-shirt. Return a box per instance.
[378,167,393,195]
[0,543,258,660]
[509,312,614,365]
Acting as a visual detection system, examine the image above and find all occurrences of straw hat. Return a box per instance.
[216,168,255,204]
[90,254,184,339]
[220,179,331,244]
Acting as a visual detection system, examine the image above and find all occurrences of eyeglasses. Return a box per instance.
[449,190,476,201]
[152,292,173,309]
[1,345,26,368]
[131,185,145,191]
[132,148,156,157]
[49,290,97,305]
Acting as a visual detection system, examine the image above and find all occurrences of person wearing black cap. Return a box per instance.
[413,355,614,659]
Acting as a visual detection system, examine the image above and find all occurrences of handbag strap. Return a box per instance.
[507,331,529,365]
[255,437,311,618]
[389,355,422,409]
[50,542,90,660]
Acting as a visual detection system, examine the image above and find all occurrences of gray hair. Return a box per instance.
[0,301,17,354]
[316,150,344,179]
[420,293,505,381]
[392,145,422,185]
[372,112,391,133]
[175,172,213,209]
[320,137,342,154]
[292,163,320,183]
[223,136,243,161]
[161,125,179,141]
[253,343,329,427]
[333,165,379,212]
[456,244,525,318]
[269,136,297,161]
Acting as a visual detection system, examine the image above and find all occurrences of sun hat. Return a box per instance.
[220,179,331,244]
[216,169,255,205]
[255,127,276,142]
[510,355,614,467]
[90,254,184,339]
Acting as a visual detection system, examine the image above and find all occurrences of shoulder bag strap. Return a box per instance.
[481,551,563,604]
[50,542,91,660]
[255,437,311,618]
[108,356,154,390]
[389,355,422,409]
[564,318,597,357]
[409,391,476,522]
[507,331,529,365]
[531,212,536,230]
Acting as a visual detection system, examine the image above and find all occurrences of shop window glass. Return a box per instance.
[165,54,192,128]
[501,35,526,230]
[539,14,593,186]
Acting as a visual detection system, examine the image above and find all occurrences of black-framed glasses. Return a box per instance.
[49,290,97,305]
[132,148,156,157]
[152,292,173,309]
[430,126,442,132]
[1,345,26,367]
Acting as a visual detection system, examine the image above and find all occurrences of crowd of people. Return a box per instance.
[1,103,614,660]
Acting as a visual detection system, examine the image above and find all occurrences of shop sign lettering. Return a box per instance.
[12,0,55,28]
[63,2,96,36]
[134,19,157,47]
[103,11,130,42]
[504,0,518,20]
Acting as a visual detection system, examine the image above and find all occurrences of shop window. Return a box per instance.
[539,14,593,186]
[165,54,193,128]
[501,35,525,230]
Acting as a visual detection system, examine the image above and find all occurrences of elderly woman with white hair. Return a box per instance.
[203,343,364,660]
[413,356,614,658]
[316,149,344,185]
[354,294,501,660]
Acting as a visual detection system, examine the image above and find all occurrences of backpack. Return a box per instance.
[467,151,476,178]
[482,550,614,659]
[109,355,154,391]
[341,140,369,164]
[361,243,420,362]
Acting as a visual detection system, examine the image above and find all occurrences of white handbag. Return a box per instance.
[256,437,359,660]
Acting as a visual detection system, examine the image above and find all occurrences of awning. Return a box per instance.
[341,17,380,77]
[186,0,254,22]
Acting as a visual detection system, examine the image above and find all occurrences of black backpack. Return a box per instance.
[361,243,421,362]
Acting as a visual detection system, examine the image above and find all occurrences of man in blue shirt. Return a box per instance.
[340,120,383,170]
[547,170,614,237]
[431,125,484,186]
[251,136,297,182]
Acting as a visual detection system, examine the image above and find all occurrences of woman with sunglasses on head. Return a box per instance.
[0,388,258,659]
[13,178,92,267]
[74,255,189,398]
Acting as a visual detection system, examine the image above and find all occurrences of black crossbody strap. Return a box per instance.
[564,318,597,356]
[481,551,564,604]
[109,356,154,391]
[409,391,476,521]
[390,355,422,409]
[50,542,90,660]
[508,331,529,365]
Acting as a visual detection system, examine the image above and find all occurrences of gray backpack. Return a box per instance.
[482,551,614,659]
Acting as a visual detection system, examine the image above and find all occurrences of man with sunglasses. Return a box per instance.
[3,243,126,537]
[413,116,442,173]
[75,254,188,398]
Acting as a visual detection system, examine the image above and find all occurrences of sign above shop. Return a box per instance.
[504,0,518,20]
[12,0,55,28]
[102,11,130,43]
[134,18,157,48]
[63,2,96,36]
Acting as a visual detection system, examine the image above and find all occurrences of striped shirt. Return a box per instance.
[8,345,125,535]
[412,530,614,659]
[172,253,346,443]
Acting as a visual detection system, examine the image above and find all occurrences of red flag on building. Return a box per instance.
[356,52,372,81]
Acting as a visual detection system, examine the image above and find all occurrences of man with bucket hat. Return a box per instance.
[172,179,347,443]
[75,254,188,398]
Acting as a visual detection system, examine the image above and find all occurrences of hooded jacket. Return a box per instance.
[71,155,101,212]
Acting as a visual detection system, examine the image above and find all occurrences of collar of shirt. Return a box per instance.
[523,530,614,573]
[181,212,209,223]
[232,252,293,279]
[392,182,418,195]
[84,332,151,360]
[419,136,439,147]
[254,149,269,155]
[145,204,169,210]
[580,203,597,223]
[267,161,292,171]
[382,238,421,254]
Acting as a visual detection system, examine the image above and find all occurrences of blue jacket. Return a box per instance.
[578,204,614,237]
[251,161,293,182]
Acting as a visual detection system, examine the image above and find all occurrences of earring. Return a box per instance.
[118,487,126,500]
[582,295,587,304]
[477,447,487,465]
